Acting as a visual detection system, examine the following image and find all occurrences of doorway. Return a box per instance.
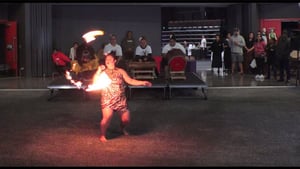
[0,21,18,77]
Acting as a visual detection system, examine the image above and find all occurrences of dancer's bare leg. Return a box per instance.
[118,110,130,136]
[100,108,113,142]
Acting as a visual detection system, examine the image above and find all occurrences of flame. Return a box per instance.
[85,66,111,92]
[65,71,83,89]
[64,65,111,92]
[82,30,104,43]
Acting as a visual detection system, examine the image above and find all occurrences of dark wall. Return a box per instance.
[52,4,162,56]
[0,3,8,20]
[258,3,300,19]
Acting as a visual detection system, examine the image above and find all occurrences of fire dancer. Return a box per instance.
[87,52,152,142]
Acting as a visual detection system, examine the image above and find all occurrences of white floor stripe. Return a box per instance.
[208,86,297,89]
[0,89,49,92]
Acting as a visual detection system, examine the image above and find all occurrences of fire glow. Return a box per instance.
[65,71,83,89]
[82,30,104,43]
[86,69,112,92]
[64,67,111,92]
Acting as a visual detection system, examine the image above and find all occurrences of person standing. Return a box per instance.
[230,27,246,75]
[268,28,277,41]
[121,31,136,61]
[261,27,268,44]
[265,37,277,80]
[86,52,152,142]
[199,35,207,59]
[276,30,291,82]
[69,42,79,61]
[210,34,223,75]
[244,32,255,74]
[223,32,232,74]
[253,34,267,81]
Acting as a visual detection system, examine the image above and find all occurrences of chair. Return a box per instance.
[168,55,187,80]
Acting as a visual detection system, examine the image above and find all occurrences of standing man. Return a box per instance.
[276,30,291,83]
[69,42,79,61]
[230,27,246,75]
[199,35,207,59]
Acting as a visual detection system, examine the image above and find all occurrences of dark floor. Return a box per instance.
[0,61,300,166]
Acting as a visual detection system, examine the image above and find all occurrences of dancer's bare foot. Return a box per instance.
[99,136,108,142]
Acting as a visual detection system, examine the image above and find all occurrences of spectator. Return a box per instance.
[230,27,246,75]
[161,34,186,75]
[223,32,232,74]
[268,28,277,41]
[199,35,207,59]
[52,48,71,75]
[104,34,123,62]
[265,37,277,80]
[134,36,153,62]
[121,31,136,61]
[69,42,79,61]
[244,32,255,74]
[210,34,223,75]
[276,30,291,83]
[253,34,267,81]
[261,27,268,44]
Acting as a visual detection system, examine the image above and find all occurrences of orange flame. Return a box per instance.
[64,66,111,91]
[65,71,83,89]
[85,66,111,92]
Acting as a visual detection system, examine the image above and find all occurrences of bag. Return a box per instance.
[250,58,257,69]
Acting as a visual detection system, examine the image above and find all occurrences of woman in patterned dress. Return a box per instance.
[94,52,152,142]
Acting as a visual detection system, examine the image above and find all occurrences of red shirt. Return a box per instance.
[254,41,266,56]
[52,51,71,66]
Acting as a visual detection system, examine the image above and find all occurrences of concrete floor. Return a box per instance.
[0,63,300,166]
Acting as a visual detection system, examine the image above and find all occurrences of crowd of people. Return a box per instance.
[52,28,295,83]
[209,27,293,83]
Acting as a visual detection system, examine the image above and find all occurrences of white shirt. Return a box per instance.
[200,38,207,49]
[135,45,152,57]
[162,43,186,55]
[69,47,76,60]
[103,43,123,58]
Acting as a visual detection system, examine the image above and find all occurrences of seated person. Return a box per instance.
[52,48,71,75]
[160,34,186,74]
[103,34,123,62]
[134,36,154,62]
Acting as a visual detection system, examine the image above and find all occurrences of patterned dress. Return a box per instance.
[100,70,128,113]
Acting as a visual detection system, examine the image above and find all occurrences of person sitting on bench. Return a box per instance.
[134,36,154,62]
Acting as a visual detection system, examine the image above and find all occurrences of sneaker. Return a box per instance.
[259,74,264,79]
[255,74,260,80]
